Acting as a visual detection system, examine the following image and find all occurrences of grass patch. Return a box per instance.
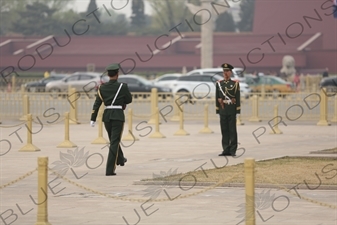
[144,157,337,185]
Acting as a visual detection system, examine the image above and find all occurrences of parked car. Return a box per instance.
[151,73,182,88]
[186,67,245,82]
[24,74,67,92]
[319,76,337,94]
[118,74,172,93]
[45,72,102,93]
[244,74,295,94]
[171,73,251,99]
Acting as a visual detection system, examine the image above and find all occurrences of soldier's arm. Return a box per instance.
[90,87,103,121]
[235,82,241,114]
[215,81,220,114]
[123,83,133,104]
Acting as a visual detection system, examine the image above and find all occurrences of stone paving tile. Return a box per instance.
[1,122,336,224]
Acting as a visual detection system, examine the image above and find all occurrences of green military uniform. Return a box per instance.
[215,63,241,156]
[91,64,132,176]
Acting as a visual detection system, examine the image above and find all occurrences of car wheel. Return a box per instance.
[177,89,194,104]
[272,89,280,98]
[49,88,61,98]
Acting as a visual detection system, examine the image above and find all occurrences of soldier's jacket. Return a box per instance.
[215,79,241,115]
[91,80,132,122]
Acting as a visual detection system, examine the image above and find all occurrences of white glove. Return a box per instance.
[90,121,95,127]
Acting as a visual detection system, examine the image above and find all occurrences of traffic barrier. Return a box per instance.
[148,88,158,124]
[249,95,261,122]
[122,108,139,141]
[19,113,41,152]
[68,87,80,124]
[170,95,180,122]
[199,104,213,133]
[237,114,244,126]
[332,95,337,122]
[57,112,77,148]
[11,75,16,93]
[91,105,109,144]
[174,105,189,136]
[270,105,283,134]
[149,107,165,138]
[244,158,256,225]
[19,94,30,121]
[317,88,330,126]
[35,157,52,225]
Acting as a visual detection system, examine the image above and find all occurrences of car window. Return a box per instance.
[65,75,80,82]
[179,76,200,81]
[79,75,94,80]
[159,76,177,81]
[128,78,139,85]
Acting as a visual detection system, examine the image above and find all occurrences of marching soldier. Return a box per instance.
[90,63,132,176]
[216,63,241,156]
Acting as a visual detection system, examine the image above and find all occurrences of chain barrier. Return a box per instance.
[257,171,337,209]
[0,121,27,128]
[132,111,156,119]
[48,168,243,203]
[0,168,37,190]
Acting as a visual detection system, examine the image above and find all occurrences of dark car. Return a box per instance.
[319,76,337,94]
[24,74,67,92]
[118,74,171,93]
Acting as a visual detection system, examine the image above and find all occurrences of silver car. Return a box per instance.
[45,72,103,93]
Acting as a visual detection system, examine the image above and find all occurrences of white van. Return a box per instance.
[186,67,245,82]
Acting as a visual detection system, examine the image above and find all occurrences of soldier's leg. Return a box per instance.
[220,115,230,154]
[117,123,126,165]
[104,120,124,175]
[228,114,238,155]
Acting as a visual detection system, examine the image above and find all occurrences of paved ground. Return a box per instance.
[0,119,336,225]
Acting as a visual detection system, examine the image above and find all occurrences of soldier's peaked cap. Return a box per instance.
[221,63,234,70]
[105,63,120,71]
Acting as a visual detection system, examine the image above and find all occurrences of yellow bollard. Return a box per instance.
[57,112,77,148]
[170,95,180,122]
[317,88,331,126]
[20,95,30,121]
[11,75,16,93]
[249,95,261,122]
[91,105,109,144]
[122,108,140,141]
[35,157,52,225]
[331,95,337,122]
[270,105,282,134]
[199,104,213,133]
[19,114,40,152]
[174,105,189,136]
[149,107,166,138]
[237,112,244,126]
[148,88,158,124]
[68,87,80,124]
[244,158,256,225]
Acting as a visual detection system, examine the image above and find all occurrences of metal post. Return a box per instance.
[174,105,189,136]
[19,114,40,152]
[149,107,165,138]
[148,88,158,124]
[122,108,139,141]
[317,88,330,126]
[57,112,77,148]
[199,104,213,133]
[244,158,256,225]
[35,157,52,225]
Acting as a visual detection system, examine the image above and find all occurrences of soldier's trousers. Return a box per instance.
[104,120,125,175]
[219,114,238,155]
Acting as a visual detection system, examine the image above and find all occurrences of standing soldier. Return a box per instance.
[216,63,241,156]
[90,63,132,176]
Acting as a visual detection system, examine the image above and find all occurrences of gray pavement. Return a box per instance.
[0,119,336,225]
